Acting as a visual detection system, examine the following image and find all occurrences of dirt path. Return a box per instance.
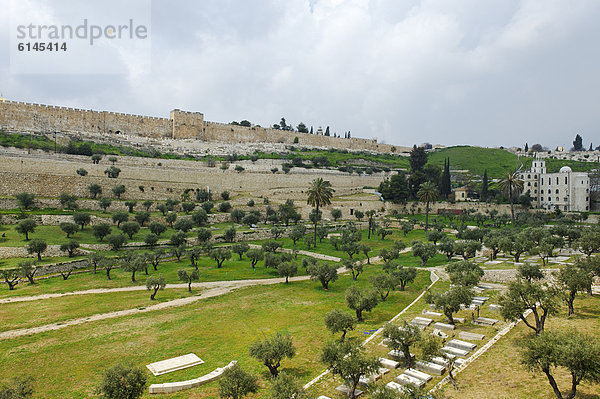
[0,275,315,340]
[0,247,415,339]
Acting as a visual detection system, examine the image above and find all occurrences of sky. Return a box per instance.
[1,0,599,149]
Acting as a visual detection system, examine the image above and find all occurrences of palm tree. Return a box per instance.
[417,182,439,232]
[307,178,335,247]
[498,169,524,228]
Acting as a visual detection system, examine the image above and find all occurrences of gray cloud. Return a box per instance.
[1,0,599,149]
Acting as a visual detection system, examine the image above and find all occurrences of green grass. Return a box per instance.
[0,267,431,398]
[0,289,197,333]
[427,146,522,179]
[0,253,312,299]
[0,224,185,247]
[442,295,600,399]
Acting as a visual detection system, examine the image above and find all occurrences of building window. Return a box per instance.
[528,174,531,179]
[527,182,531,186]
[564,206,568,211]
[556,197,559,201]
[534,182,537,187]
[555,189,559,194]
[534,175,537,179]
[564,198,568,202]
[534,190,537,194]
[556,177,559,184]
[565,177,568,184]
[541,190,544,194]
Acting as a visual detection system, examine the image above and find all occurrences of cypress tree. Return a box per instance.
[325,126,330,136]
[524,143,529,152]
[441,158,452,199]
[481,169,489,202]
[310,126,313,134]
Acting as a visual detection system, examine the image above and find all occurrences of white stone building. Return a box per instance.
[520,158,590,212]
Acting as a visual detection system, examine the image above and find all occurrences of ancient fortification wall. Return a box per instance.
[0,150,383,202]
[0,100,396,153]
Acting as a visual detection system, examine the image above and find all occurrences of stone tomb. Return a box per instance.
[380,357,400,369]
[431,328,449,339]
[430,356,450,368]
[441,346,470,357]
[148,361,235,394]
[434,322,455,331]
[458,331,485,341]
[473,317,499,326]
[395,373,426,388]
[422,310,443,317]
[146,353,204,376]
[416,360,446,375]
[386,381,409,393]
[404,368,433,383]
[336,385,363,397]
[447,339,477,352]
[488,304,502,312]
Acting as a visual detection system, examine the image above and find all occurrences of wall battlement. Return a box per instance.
[0,99,396,153]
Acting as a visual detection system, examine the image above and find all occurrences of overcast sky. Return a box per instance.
[1,0,599,149]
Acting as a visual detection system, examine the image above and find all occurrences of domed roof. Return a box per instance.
[559,166,572,173]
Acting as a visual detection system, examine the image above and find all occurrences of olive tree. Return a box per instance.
[309,263,338,290]
[178,269,199,292]
[382,321,421,368]
[498,265,559,335]
[146,274,166,300]
[218,364,258,399]
[97,363,146,399]
[27,239,47,261]
[426,285,473,324]
[411,241,437,266]
[324,309,356,341]
[249,332,295,377]
[345,286,379,322]
[320,339,380,399]
[15,219,37,241]
[520,329,600,399]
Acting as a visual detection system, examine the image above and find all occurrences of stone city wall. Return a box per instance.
[0,151,384,202]
[0,100,399,153]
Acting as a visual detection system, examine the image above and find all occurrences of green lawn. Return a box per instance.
[0,289,197,333]
[0,253,312,299]
[0,267,431,398]
[427,146,522,178]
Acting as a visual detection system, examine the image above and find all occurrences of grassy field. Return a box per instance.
[0,252,313,299]
[0,289,198,333]
[427,146,522,178]
[0,267,431,398]
[441,294,600,399]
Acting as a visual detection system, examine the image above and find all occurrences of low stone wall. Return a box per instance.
[482,268,558,284]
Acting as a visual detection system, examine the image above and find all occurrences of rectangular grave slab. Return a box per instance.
[434,322,455,331]
[484,260,503,265]
[395,374,426,388]
[415,361,446,375]
[410,317,433,327]
[386,381,409,394]
[442,346,469,357]
[430,357,450,368]
[431,329,448,339]
[454,358,467,367]
[471,300,485,306]
[358,370,383,386]
[316,397,332,399]
[460,304,478,310]
[336,385,363,397]
[472,296,489,302]
[473,317,498,326]
[488,304,502,312]
[453,317,466,323]
[146,353,204,376]
[447,339,477,351]
[378,367,390,376]
[458,331,485,341]
[405,368,432,382]
[379,357,400,369]
[422,310,443,317]
[388,350,414,360]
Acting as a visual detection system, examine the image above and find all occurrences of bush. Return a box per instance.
[221,191,230,200]
[97,364,146,399]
